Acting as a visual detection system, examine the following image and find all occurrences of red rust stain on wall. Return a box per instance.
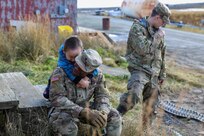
[0,0,77,32]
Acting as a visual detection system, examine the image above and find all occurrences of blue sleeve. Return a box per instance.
[87,69,99,79]
[92,69,99,77]
[58,44,66,63]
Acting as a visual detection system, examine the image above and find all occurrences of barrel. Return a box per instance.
[102,18,110,30]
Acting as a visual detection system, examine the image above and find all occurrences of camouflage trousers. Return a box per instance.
[118,68,159,125]
[49,108,122,136]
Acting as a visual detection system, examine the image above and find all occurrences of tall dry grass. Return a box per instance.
[170,10,204,26]
[4,108,50,136]
[79,33,126,56]
[0,17,71,63]
[0,29,14,62]
[79,33,127,67]
[13,21,55,61]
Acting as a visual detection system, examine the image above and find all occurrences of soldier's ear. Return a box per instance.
[155,15,160,20]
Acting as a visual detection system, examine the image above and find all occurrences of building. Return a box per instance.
[0,0,77,32]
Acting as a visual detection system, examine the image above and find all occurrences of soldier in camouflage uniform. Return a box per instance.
[48,49,122,136]
[117,2,171,126]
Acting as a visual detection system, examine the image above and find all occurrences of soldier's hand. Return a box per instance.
[79,108,107,128]
[158,79,164,85]
[153,29,165,45]
[77,77,90,88]
[99,110,108,128]
[156,29,165,38]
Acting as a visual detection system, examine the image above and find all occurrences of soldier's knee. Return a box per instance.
[49,112,78,136]
[120,92,139,108]
[117,93,139,115]
[108,109,122,122]
[53,120,78,136]
[106,109,122,136]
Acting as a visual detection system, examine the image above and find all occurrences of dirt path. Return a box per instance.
[100,65,129,76]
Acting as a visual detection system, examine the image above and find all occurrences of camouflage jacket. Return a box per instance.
[126,18,166,80]
[49,67,110,118]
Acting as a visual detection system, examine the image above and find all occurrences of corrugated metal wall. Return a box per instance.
[0,0,77,32]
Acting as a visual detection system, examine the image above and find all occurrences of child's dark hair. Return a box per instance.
[63,36,83,51]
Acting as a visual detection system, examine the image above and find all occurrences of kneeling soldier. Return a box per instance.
[48,49,122,136]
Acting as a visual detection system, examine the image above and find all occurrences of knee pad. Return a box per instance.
[50,112,78,136]
[106,109,122,136]
[119,93,139,113]
[108,109,122,122]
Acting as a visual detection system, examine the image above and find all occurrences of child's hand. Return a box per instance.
[77,77,90,88]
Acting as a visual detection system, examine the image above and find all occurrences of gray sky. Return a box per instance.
[78,0,204,8]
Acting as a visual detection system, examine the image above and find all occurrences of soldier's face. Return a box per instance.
[72,63,88,77]
[154,15,166,28]
[64,47,82,61]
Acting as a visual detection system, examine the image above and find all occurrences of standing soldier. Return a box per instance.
[117,2,171,126]
[48,49,122,136]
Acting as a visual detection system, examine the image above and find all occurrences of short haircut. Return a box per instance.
[151,9,159,17]
[63,36,83,51]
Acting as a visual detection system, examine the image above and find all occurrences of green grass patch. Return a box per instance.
[166,61,204,88]
[104,61,204,96]
[166,25,204,34]
[105,74,128,93]
[170,10,204,27]
[0,57,57,85]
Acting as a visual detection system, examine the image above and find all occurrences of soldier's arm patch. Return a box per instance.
[51,76,60,82]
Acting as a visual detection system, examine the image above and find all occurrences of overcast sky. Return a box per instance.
[78,0,204,8]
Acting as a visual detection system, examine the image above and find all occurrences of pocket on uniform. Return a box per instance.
[49,108,60,123]
[155,48,162,60]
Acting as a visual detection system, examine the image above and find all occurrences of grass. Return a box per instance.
[170,10,204,27]
[167,10,204,34]
[0,19,204,135]
[0,55,202,135]
[0,57,57,85]
[166,25,204,34]
[0,111,6,135]
[0,23,57,63]
[0,56,202,93]
[0,29,14,62]
[79,33,127,68]
[5,108,50,136]
[105,59,204,95]
[166,61,204,88]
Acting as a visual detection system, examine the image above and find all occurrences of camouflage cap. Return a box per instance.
[154,2,171,24]
[75,49,102,73]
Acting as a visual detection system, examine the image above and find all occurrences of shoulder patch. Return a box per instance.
[52,68,65,77]
[51,67,64,83]
[134,18,140,23]
[139,18,148,28]
[53,67,64,74]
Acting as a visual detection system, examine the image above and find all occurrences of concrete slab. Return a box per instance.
[0,72,47,109]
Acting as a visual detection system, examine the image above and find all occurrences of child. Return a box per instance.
[43,36,98,99]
